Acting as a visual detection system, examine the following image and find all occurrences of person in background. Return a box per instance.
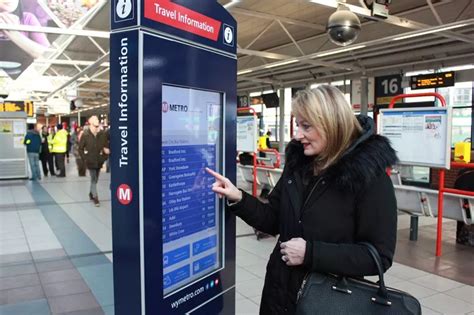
[66,126,71,163]
[79,116,109,206]
[23,123,41,180]
[39,125,54,177]
[51,123,68,177]
[206,85,398,314]
[72,126,86,176]
[258,130,271,156]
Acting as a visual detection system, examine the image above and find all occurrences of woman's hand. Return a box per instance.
[280,238,306,266]
[206,167,242,202]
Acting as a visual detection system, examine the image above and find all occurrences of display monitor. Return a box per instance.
[262,92,280,108]
[161,84,223,297]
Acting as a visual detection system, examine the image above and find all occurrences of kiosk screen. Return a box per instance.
[161,84,223,296]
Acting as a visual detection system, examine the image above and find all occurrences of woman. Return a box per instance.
[207,85,398,314]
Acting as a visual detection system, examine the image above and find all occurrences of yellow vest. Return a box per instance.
[51,130,68,153]
[258,135,269,150]
[47,134,54,151]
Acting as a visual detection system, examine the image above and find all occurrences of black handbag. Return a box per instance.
[295,243,421,315]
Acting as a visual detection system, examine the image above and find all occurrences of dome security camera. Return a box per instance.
[326,5,361,46]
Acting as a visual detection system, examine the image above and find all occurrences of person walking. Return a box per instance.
[39,125,55,176]
[79,116,110,206]
[72,126,86,176]
[51,124,68,177]
[23,124,42,180]
[207,85,398,314]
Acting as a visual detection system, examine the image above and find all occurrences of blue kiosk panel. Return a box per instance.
[111,1,236,314]
[142,31,236,314]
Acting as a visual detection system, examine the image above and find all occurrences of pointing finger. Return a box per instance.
[205,168,227,182]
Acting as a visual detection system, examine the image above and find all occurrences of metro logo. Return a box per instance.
[162,101,169,113]
[117,184,133,205]
[144,0,221,41]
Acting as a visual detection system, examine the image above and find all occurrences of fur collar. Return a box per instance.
[285,116,398,193]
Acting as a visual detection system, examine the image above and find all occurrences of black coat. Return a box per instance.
[78,129,109,169]
[230,116,398,314]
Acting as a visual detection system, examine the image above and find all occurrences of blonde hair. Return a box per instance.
[292,85,362,172]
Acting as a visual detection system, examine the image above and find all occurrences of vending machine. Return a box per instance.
[110,0,237,314]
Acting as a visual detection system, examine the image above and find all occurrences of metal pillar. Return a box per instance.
[360,76,369,116]
[279,88,285,154]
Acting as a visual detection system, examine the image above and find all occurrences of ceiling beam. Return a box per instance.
[230,7,326,31]
[308,0,474,44]
[238,48,360,71]
[0,24,109,38]
[42,53,109,101]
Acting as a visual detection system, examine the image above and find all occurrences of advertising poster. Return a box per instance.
[0,120,12,133]
[161,84,222,296]
[0,0,101,79]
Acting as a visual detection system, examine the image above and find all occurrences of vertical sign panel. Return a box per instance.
[110,30,142,315]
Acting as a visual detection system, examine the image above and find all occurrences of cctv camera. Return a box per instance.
[326,5,361,46]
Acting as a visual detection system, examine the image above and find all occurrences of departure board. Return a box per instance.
[410,71,455,90]
[161,84,222,296]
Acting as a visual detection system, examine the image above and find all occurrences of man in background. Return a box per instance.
[51,124,68,177]
[23,124,42,180]
[79,116,110,206]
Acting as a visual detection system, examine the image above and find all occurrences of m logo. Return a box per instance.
[162,101,169,113]
[117,184,132,205]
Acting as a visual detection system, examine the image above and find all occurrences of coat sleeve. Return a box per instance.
[227,174,284,236]
[304,173,397,276]
[78,135,86,160]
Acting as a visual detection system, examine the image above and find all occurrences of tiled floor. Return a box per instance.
[0,160,472,314]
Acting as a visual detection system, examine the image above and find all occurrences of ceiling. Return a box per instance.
[1,0,473,116]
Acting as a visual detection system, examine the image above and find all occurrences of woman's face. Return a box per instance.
[294,116,327,156]
[0,0,19,13]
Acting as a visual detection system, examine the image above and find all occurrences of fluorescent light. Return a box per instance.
[237,69,253,75]
[315,45,365,57]
[309,0,338,9]
[263,59,298,69]
[393,24,467,41]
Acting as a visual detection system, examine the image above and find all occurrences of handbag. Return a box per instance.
[295,242,421,315]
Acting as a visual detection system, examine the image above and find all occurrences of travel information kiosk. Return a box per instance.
[110,1,237,314]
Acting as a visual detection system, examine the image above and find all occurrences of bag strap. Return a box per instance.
[359,242,390,300]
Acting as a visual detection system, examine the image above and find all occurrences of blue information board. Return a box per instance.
[161,85,223,296]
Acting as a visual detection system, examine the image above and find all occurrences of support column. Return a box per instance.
[278,88,285,154]
[360,76,369,116]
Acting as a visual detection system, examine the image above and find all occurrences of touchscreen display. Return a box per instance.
[161,84,222,296]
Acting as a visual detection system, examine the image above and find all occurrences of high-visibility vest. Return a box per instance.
[258,135,269,150]
[47,134,54,151]
[51,130,68,153]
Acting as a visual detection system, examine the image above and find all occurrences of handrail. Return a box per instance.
[237,107,258,196]
[437,162,474,256]
[388,92,446,108]
[257,148,281,168]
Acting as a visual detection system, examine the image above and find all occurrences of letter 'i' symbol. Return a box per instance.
[116,0,132,19]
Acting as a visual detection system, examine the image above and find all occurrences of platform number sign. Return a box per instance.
[375,74,403,105]
[223,24,234,47]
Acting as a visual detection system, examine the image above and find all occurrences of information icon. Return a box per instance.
[223,24,234,47]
